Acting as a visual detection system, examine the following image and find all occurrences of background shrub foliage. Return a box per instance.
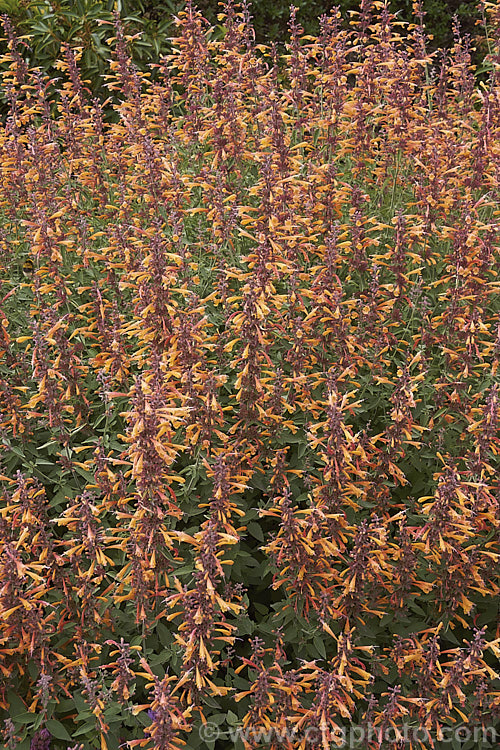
[0,0,176,115]
[0,1,500,749]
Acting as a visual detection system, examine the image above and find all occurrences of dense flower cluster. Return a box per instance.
[0,1,499,748]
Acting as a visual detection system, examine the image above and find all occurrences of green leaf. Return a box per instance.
[148,650,169,666]
[45,719,73,741]
[246,521,264,542]
[313,635,327,659]
[72,692,88,713]
[136,711,152,727]
[7,691,27,719]
[157,622,172,647]
[105,733,121,750]
[237,617,254,635]
[207,713,226,726]
[73,465,96,483]
[73,721,97,737]
[10,712,38,725]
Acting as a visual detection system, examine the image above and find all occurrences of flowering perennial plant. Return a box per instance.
[0,1,499,749]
